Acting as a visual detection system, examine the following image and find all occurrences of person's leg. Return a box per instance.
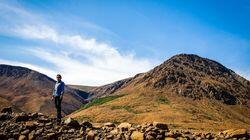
[54,96,61,123]
[54,96,58,110]
[57,97,62,122]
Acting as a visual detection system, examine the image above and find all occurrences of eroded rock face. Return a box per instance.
[0,109,249,140]
[149,54,250,105]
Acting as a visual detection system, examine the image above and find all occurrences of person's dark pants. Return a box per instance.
[54,96,62,122]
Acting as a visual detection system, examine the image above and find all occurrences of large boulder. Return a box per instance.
[118,122,132,131]
[21,129,30,135]
[86,130,97,140]
[64,118,80,128]
[28,130,36,140]
[46,133,56,139]
[30,113,38,119]
[103,122,115,127]
[1,107,12,114]
[15,113,29,122]
[18,135,27,140]
[81,121,93,128]
[0,113,13,121]
[24,121,38,130]
[37,117,50,123]
[153,122,168,130]
[131,131,144,140]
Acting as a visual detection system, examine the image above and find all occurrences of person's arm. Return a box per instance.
[51,88,55,100]
[60,82,65,100]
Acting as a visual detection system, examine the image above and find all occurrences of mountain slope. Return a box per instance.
[88,78,133,99]
[70,54,250,131]
[68,85,96,93]
[0,64,88,115]
[88,54,250,106]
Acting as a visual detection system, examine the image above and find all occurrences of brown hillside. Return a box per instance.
[70,54,250,131]
[0,64,88,116]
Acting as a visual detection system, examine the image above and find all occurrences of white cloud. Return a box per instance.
[11,23,153,86]
[0,2,154,86]
[26,48,141,85]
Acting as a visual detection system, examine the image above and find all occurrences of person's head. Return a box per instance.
[56,74,62,82]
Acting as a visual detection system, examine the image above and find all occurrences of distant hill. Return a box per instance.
[70,54,250,131]
[68,85,96,93]
[0,64,89,116]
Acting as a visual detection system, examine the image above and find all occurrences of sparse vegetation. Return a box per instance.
[78,95,125,112]
[158,96,170,105]
[201,112,217,121]
[112,120,121,124]
[201,114,214,120]
[111,105,138,114]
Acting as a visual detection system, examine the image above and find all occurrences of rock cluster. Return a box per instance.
[0,108,249,140]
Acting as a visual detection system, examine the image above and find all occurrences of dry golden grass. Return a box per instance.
[69,87,250,132]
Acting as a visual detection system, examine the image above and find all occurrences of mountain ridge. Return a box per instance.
[88,54,250,106]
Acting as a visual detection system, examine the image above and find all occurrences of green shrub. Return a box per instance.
[77,95,125,112]
[158,96,170,104]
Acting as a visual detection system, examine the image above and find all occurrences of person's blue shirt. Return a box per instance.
[53,81,65,97]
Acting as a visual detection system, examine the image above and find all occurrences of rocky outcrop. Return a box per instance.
[140,54,250,106]
[0,108,249,140]
[1,107,12,114]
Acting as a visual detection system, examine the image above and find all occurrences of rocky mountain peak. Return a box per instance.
[89,54,250,106]
[140,54,249,105]
[154,54,232,77]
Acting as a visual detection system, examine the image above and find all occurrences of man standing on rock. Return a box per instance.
[52,74,65,124]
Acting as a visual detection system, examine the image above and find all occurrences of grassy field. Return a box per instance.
[73,95,125,113]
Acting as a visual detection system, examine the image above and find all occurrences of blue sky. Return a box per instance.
[0,0,249,86]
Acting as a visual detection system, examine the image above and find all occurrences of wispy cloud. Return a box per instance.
[0,2,154,85]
